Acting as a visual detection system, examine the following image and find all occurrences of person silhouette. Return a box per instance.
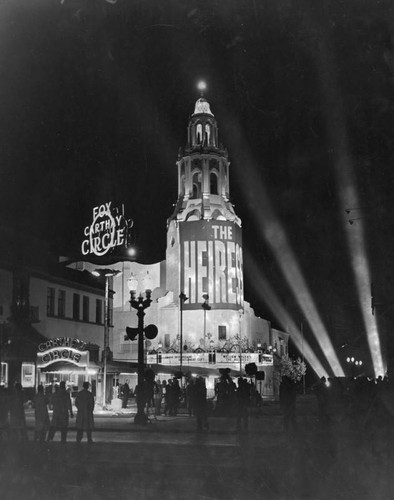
[75,381,95,443]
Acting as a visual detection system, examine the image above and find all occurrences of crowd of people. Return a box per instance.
[0,380,95,443]
[3,373,391,440]
[311,375,394,434]
[114,373,261,431]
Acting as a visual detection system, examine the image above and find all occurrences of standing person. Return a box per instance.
[45,382,54,410]
[75,381,95,443]
[186,378,196,417]
[9,383,28,441]
[235,378,251,431]
[34,385,50,442]
[279,376,297,433]
[47,381,73,443]
[121,379,130,409]
[172,378,181,416]
[194,377,209,431]
[166,379,175,415]
[153,381,163,416]
[162,380,168,415]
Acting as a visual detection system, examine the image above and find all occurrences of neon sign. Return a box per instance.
[38,337,87,353]
[81,202,133,257]
[37,338,90,368]
[37,348,89,368]
[180,221,244,310]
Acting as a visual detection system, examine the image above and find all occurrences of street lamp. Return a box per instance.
[92,268,121,409]
[179,292,188,382]
[127,278,157,425]
[346,356,363,377]
[201,294,211,349]
[257,342,262,363]
[157,341,162,364]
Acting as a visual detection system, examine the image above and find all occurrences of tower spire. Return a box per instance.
[167,88,240,227]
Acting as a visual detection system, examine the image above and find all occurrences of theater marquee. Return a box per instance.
[37,337,89,369]
[180,221,243,310]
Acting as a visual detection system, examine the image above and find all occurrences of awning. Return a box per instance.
[105,360,138,374]
[39,361,100,374]
[4,321,47,360]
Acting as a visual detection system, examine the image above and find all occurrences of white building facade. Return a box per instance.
[79,94,290,398]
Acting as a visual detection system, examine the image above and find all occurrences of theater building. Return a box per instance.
[0,228,107,401]
[76,92,289,399]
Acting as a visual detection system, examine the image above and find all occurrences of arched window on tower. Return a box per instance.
[196,124,203,144]
[192,172,201,199]
[180,175,185,196]
[210,172,218,195]
[205,124,211,145]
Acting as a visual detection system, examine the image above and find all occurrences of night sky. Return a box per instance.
[2,0,394,374]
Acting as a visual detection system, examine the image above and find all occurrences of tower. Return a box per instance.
[166,87,244,346]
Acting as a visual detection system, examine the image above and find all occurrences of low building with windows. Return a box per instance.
[0,227,110,402]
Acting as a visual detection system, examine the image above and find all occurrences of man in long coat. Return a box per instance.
[279,376,297,433]
[194,377,209,431]
[9,383,28,441]
[75,381,95,443]
[34,384,50,442]
[47,381,73,443]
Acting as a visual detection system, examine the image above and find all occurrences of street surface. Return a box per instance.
[0,396,392,500]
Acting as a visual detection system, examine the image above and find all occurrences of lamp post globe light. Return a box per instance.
[126,275,158,425]
[346,356,363,378]
[91,268,121,409]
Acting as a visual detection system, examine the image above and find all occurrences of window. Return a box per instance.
[73,293,80,321]
[202,277,208,294]
[218,325,226,341]
[210,172,218,194]
[83,296,89,322]
[164,334,171,348]
[192,172,201,199]
[47,287,55,316]
[196,123,203,144]
[58,290,65,318]
[96,299,103,324]
[21,362,35,388]
[0,362,8,386]
[205,124,211,144]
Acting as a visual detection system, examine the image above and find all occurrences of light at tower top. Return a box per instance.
[197,80,207,95]
[194,81,213,116]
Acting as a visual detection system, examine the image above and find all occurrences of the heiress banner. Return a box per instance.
[179,221,243,310]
